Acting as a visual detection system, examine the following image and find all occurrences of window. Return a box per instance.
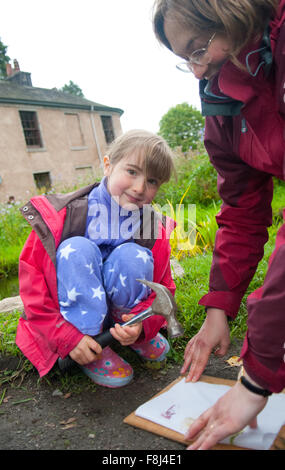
[19,111,43,148]
[33,172,51,191]
[65,113,85,148]
[100,115,115,143]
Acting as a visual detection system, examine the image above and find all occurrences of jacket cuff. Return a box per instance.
[55,324,84,359]
[199,291,244,319]
[240,333,285,393]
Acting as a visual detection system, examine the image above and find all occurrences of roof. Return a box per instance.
[0,79,124,115]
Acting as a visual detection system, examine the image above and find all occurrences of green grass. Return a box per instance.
[0,202,31,279]
[0,311,21,356]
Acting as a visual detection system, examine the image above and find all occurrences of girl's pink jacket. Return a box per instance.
[16,184,176,377]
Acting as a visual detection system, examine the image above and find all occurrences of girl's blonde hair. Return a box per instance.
[106,129,175,184]
[153,0,279,59]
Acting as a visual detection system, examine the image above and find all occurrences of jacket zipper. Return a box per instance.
[241,117,248,133]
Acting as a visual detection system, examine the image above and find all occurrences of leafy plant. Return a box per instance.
[196,202,219,251]
[153,185,207,261]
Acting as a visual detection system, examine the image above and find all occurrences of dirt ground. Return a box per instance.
[0,339,247,451]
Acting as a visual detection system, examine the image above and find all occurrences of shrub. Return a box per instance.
[155,147,219,207]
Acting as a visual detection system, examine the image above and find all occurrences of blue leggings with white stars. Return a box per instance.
[56,236,154,336]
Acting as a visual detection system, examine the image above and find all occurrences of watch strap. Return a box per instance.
[240,375,272,397]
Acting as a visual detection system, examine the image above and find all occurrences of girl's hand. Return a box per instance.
[185,380,268,450]
[69,335,102,365]
[181,308,230,382]
[110,313,143,346]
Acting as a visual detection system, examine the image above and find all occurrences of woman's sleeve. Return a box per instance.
[201,115,285,392]
[199,115,273,318]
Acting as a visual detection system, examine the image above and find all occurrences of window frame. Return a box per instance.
[19,110,43,149]
[100,115,115,144]
[33,171,52,191]
[64,112,86,149]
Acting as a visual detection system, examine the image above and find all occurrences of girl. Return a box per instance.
[16,129,176,388]
[153,0,285,449]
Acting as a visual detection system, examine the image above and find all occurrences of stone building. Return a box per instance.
[0,61,124,203]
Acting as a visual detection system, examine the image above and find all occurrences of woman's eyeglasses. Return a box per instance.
[176,33,216,73]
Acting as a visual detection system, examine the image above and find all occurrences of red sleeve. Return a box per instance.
[129,224,176,343]
[16,231,84,376]
[240,216,285,393]
[199,115,273,318]
[200,115,285,392]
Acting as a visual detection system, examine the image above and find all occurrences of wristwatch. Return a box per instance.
[238,367,272,397]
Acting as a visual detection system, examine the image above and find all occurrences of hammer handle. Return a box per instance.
[57,309,153,373]
[57,330,116,373]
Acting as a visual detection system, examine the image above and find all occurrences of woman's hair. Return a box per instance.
[106,129,175,184]
[153,0,279,58]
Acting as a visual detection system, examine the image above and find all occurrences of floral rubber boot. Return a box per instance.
[79,346,133,388]
[130,333,170,368]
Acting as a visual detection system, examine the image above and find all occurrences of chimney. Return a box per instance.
[6,63,13,76]
[5,59,33,87]
[13,59,20,72]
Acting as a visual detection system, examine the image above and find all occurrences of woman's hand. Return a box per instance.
[110,313,143,346]
[69,335,102,365]
[181,308,230,382]
[185,380,268,450]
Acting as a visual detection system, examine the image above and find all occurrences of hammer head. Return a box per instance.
[137,279,184,338]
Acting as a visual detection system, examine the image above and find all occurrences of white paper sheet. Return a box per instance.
[135,379,285,450]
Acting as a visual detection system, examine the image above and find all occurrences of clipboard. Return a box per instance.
[124,375,285,450]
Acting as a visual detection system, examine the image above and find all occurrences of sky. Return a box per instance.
[0,0,201,134]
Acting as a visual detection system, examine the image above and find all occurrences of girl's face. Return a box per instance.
[103,151,161,210]
[164,16,231,80]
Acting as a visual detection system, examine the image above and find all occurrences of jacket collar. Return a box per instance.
[200,23,273,116]
[199,78,243,116]
[46,182,99,212]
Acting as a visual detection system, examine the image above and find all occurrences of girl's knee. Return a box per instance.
[57,236,102,263]
[103,243,154,309]
[107,243,154,279]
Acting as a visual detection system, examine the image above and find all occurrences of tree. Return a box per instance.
[158,102,205,152]
[60,80,84,97]
[0,37,10,79]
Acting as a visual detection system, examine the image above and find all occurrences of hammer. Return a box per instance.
[58,279,183,373]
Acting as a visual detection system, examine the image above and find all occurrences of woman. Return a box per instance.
[153,0,285,450]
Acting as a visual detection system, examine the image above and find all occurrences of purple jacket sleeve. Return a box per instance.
[199,115,273,318]
[240,219,285,393]
[200,115,285,392]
